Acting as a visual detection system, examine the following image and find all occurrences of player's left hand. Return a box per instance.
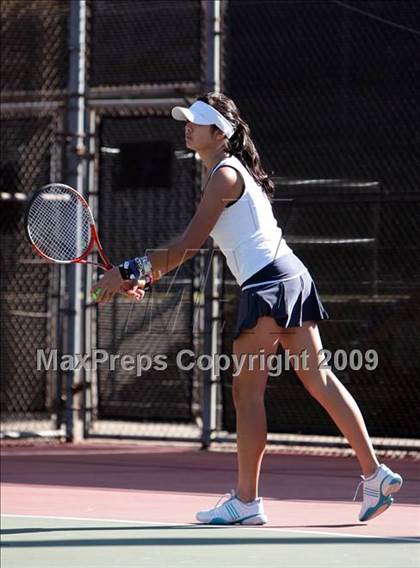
[119,278,148,301]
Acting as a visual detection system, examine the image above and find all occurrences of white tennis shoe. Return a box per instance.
[196,490,268,525]
[354,463,403,522]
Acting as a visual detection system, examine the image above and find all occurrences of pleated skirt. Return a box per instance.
[234,252,329,340]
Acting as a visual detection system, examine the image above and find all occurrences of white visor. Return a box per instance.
[171,101,235,139]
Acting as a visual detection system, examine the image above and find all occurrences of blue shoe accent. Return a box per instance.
[359,495,393,522]
[196,490,268,525]
[225,501,240,521]
[209,517,232,525]
[387,476,403,488]
[355,464,403,522]
[208,513,267,525]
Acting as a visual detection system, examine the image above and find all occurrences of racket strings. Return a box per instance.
[27,185,92,262]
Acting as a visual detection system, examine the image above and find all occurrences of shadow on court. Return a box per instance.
[2,444,419,505]
[2,444,419,542]
[1,523,369,536]
[3,535,419,547]
[3,516,418,568]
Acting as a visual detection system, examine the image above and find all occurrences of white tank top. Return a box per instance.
[209,155,292,285]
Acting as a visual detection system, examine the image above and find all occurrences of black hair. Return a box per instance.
[197,92,275,199]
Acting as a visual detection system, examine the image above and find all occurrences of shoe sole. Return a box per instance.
[198,514,268,526]
[240,514,268,526]
[360,495,393,522]
[359,473,403,522]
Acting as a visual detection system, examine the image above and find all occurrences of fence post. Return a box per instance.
[201,0,222,448]
[64,0,87,442]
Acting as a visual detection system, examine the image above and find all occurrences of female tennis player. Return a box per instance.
[91,92,402,525]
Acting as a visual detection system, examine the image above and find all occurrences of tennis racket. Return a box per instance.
[25,183,113,300]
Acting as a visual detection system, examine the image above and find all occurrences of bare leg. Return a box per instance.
[278,321,379,477]
[232,317,282,502]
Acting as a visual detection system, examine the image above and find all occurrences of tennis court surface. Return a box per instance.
[1,443,419,567]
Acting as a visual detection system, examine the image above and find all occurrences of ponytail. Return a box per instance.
[226,117,275,200]
[197,93,275,200]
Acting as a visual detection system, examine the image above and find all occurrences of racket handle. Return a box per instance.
[143,273,153,290]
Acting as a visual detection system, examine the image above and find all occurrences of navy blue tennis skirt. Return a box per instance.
[234,253,329,339]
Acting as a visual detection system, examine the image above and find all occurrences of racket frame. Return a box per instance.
[25,183,113,270]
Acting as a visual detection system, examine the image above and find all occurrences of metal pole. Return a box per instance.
[205,0,221,93]
[82,109,98,439]
[201,0,222,448]
[64,0,87,442]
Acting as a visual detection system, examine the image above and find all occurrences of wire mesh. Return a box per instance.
[220,0,420,440]
[0,112,63,437]
[84,0,207,439]
[220,189,420,439]
[0,0,69,100]
[89,0,203,89]
[222,0,419,191]
[87,108,203,438]
[0,0,68,438]
[1,0,419,448]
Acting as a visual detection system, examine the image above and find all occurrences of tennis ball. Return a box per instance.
[92,288,101,301]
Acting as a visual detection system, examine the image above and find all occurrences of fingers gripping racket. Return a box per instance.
[25,183,112,300]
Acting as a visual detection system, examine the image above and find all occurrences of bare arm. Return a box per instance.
[148,167,242,281]
[91,166,242,302]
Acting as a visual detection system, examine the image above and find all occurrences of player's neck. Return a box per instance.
[200,149,229,172]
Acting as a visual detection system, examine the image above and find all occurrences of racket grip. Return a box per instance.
[143,273,153,290]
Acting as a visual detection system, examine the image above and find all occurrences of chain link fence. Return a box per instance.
[86,107,204,440]
[1,0,69,99]
[223,0,419,191]
[220,0,420,441]
[83,0,206,439]
[88,0,203,90]
[0,110,64,438]
[0,0,69,438]
[220,184,420,440]
[1,0,419,448]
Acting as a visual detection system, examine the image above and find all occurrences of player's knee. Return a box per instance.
[232,379,265,409]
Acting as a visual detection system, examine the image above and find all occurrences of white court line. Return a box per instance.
[2,514,419,543]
